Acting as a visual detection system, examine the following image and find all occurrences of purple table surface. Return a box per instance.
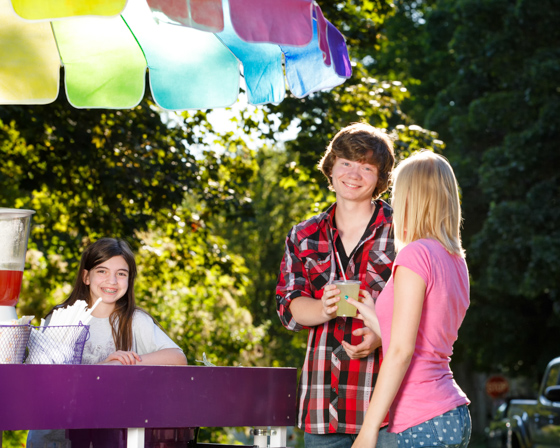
[0,364,297,431]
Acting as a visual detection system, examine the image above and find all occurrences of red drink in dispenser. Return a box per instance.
[0,208,35,321]
[0,270,24,307]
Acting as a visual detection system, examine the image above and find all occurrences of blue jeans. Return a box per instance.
[304,426,397,448]
[396,405,471,448]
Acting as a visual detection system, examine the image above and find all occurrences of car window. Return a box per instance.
[544,362,560,389]
[495,401,508,419]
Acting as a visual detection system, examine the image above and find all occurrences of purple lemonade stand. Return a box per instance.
[0,209,297,447]
[0,364,297,447]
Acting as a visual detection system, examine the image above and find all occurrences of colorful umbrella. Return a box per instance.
[0,0,351,110]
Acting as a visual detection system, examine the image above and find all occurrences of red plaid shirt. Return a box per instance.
[276,200,394,434]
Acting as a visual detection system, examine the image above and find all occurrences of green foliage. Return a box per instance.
[318,0,397,58]
[445,0,560,374]
[1,96,194,317]
[1,431,27,447]
[135,221,268,366]
[268,61,444,181]
[207,146,325,368]
[0,94,268,370]
[379,0,560,375]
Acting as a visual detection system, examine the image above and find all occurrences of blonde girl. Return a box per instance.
[348,151,471,448]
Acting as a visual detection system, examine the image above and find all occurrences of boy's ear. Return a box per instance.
[83,269,90,286]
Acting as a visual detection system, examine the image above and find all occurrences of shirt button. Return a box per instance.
[337,325,343,330]
[331,387,336,393]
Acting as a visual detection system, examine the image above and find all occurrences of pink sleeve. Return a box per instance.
[393,241,431,286]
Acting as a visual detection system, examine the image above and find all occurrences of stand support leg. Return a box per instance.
[252,427,268,448]
[269,427,287,448]
[127,427,145,448]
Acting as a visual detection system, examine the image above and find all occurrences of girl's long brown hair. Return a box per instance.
[51,238,138,351]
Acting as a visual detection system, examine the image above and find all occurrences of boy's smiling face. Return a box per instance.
[331,157,379,204]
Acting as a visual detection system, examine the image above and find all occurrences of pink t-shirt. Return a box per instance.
[376,238,470,433]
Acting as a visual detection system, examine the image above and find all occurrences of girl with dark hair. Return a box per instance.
[28,238,187,447]
[53,237,187,366]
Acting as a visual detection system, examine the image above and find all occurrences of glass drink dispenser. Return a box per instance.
[0,208,35,321]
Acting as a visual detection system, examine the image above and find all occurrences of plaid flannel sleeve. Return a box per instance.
[275,227,314,332]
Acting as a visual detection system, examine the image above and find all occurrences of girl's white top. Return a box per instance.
[81,309,181,364]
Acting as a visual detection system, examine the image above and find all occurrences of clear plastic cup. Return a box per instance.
[333,280,361,317]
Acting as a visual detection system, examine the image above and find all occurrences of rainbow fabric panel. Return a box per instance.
[12,0,127,20]
[0,0,352,110]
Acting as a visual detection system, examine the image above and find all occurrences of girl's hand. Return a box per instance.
[345,289,380,335]
[320,284,341,320]
[352,428,378,448]
[102,350,142,365]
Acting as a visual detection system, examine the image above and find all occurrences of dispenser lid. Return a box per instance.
[0,208,36,219]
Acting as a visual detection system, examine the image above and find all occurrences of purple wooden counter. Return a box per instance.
[0,364,298,447]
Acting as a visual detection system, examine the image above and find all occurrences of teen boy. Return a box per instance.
[276,123,397,448]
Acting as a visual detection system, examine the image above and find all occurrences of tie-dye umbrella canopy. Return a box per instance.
[0,0,351,110]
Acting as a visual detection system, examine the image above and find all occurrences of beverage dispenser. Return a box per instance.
[0,208,35,321]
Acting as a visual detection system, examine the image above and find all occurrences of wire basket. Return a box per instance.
[25,324,90,365]
[0,325,32,364]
